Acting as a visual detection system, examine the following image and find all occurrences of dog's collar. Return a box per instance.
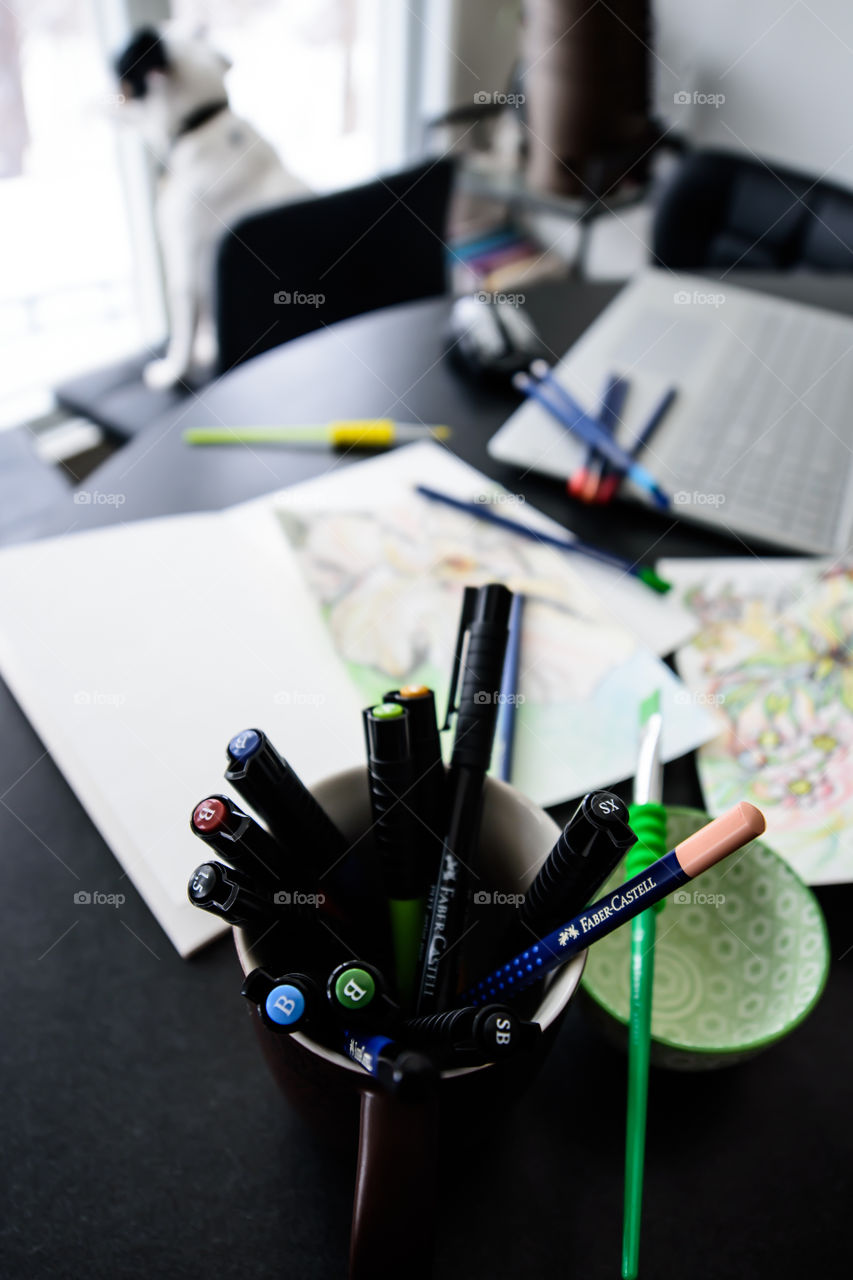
[172,100,229,144]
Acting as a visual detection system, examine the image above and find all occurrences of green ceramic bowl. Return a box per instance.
[580,807,830,1069]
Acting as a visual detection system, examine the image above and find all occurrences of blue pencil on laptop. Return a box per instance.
[515,362,671,510]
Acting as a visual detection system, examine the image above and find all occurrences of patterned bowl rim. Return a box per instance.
[581,805,831,1056]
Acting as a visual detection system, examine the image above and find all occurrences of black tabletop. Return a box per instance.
[3,275,851,1278]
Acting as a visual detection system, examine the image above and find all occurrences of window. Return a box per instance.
[0,0,140,427]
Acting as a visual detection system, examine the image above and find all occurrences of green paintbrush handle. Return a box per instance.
[622,802,668,1280]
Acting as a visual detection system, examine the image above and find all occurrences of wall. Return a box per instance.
[654,0,853,189]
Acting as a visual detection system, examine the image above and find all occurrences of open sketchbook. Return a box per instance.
[0,443,709,955]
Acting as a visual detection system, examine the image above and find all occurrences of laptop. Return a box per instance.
[487,270,853,554]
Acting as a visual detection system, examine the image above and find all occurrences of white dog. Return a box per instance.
[115,26,309,390]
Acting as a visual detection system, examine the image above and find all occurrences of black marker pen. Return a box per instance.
[511,791,636,945]
[403,1003,540,1061]
[187,861,276,928]
[241,968,326,1035]
[343,1031,438,1099]
[415,583,512,1014]
[190,794,283,884]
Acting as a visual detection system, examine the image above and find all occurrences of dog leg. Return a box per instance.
[144,291,198,389]
[144,187,201,390]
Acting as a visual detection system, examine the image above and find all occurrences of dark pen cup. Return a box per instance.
[233,766,585,1280]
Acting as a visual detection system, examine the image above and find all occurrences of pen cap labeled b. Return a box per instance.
[450,583,512,770]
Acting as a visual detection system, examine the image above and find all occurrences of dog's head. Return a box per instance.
[114,25,231,153]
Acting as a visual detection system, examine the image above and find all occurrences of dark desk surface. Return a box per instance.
[3,275,852,1278]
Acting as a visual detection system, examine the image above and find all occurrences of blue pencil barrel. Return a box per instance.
[463,849,689,1004]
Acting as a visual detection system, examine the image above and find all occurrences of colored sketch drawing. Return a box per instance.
[670,560,853,884]
[274,492,714,807]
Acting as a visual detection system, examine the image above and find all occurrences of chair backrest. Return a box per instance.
[652,149,853,272]
[214,157,455,373]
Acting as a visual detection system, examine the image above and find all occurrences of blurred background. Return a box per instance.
[2,0,853,458]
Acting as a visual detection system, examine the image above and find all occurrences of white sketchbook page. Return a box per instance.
[0,511,365,955]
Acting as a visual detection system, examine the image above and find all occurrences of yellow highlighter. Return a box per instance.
[183,421,451,449]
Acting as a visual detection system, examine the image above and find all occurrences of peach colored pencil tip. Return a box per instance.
[675,801,766,878]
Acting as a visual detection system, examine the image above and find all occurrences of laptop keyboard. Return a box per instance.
[659,308,853,551]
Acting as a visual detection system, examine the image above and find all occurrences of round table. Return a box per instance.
[2,276,850,1280]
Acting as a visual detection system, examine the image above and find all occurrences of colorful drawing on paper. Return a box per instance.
[671,560,853,885]
[273,491,714,807]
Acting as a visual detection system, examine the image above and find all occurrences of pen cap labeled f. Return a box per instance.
[451,583,512,770]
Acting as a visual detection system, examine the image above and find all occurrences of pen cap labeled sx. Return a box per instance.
[450,583,512,770]
[519,790,636,935]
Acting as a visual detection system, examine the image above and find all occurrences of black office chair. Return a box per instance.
[652,149,853,271]
[54,157,454,439]
[214,156,455,373]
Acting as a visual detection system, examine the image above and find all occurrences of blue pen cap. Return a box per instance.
[265,983,306,1027]
[228,728,262,763]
